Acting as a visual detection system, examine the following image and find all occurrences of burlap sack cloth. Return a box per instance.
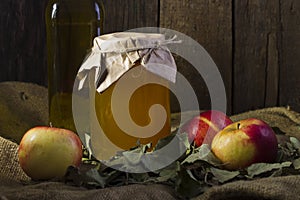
[0,81,300,200]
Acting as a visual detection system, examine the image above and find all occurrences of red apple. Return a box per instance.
[211,118,278,170]
[18,126,83,180]
[181,110,233,147]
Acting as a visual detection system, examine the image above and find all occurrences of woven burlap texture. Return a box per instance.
[0,81,48,143]
[0,136,30,182]
[0,81,300,200]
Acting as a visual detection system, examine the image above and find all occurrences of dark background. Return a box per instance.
[0,0,299,115]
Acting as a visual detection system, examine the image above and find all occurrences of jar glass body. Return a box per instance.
[91,65,171,159]
[45,0,104,131]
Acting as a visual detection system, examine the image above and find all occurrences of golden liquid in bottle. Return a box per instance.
[45,0,104,131]
[94,66,171,152]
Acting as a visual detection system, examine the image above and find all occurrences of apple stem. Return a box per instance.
[49,122,53,128]
[237,123,241,129]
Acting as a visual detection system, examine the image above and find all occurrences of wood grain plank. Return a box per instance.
[279,0,300,112]
[160,0,233,114]
[102,0,159,33]
[233,0,280,114]
[0,0,48,86]
[265,32,280,107]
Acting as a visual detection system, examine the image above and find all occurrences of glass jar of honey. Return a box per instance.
[73,32,178,160]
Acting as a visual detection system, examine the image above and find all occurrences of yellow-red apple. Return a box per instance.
[211,118,278,170]
[181,110,233,147]
[18,126,82,180]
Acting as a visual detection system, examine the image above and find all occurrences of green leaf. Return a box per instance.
[246,162,292,178]
[155,162,180,182]
[175,169,207,198]
[104,143,152,172]
[123,150,144,165]
[179,133,192,152]
[130,173,150,182]
[156,132,190,152]
[107,155,149,173]
[105,132,190,173]
[210,167,240,183]
[85,168,107,188]
[290,137,300,152]
[181,151,203,165]
[154,131,176,150]
[292,158,300,170]
[269,168,283,177]
[182,144,221,166]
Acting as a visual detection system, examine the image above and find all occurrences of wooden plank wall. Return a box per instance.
[279,0,300,113]
[103,0,159,33]
[233,0,280,113]
[0,0,48,86]
[0,0,299,115]
[160,0,232,113]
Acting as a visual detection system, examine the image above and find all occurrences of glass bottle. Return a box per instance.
[45,0,104,132]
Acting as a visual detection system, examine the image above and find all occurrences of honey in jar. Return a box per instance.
[74,32,178,160]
